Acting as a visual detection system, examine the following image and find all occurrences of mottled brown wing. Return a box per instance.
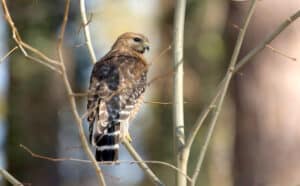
[87,52,147,146]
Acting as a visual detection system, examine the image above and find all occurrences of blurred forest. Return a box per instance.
[0,0,300,186]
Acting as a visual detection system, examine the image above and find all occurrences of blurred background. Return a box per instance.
[0,0,300,186]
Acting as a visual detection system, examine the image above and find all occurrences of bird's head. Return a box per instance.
[112,32,150,54]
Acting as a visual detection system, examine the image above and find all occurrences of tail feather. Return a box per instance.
[94,123,120,162]
[96,147,118,162]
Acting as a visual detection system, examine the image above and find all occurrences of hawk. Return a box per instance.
[87,32,150,162]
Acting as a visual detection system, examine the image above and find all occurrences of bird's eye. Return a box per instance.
[133,37,142,42]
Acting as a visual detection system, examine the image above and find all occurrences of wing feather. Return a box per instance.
[87,52,147,144]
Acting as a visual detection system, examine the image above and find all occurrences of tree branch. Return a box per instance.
[79,0,97,64]
[0,46,18,63]
[20,143,191,183]
[185,79,225,153]
[1,0,62,73]
[172,0,187,186]
[56,0,106,185]
[265,44,297,61]
[184,8,300,175]
[235,9,300,72]
[2,0,108,185]
[190,1,258,185]
[122,140,165,186]
[0,169,23,186]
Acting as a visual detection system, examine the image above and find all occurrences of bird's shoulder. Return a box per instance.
[101,50,146,65]
[91,50,147,79]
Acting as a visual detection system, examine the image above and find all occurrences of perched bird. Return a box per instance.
[87,32,150,162]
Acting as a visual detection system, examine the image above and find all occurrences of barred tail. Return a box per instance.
[95,123,120,162]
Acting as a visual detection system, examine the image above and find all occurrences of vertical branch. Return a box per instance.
[57,0,106,185]
[191,0,258,185]
[172,0,187,186]
[0,169,23,186]
[79,0,97,64]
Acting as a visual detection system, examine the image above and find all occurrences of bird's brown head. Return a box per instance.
[111,32,150,54]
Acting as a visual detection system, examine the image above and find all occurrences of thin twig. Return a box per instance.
[20,143,191,183]
[185,9,300,157]
[148,44,172,66]
[185,78,225,155]
[26,55,62,74]
[235,9,300,72]
[20,41,61,66]
[77,13,93,34]
[266,44,297,61]
[0,46,18,63]
[1,0,62,73]
[56,0,106,185]
[122,140,165,186]
[1,0,27,55]
[184,10,300,183]
[79,0,97,63]
[190,1,258,185]
[173,0,188,186]
[0,169,24,186]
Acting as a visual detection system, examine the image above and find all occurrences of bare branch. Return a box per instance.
[20,41,61,66]
[0,46,18,63]
[122,140,165,186]
[148,44,172,66]
[185,10,300,160]
[172,0,188,186]
[78,13,93,34]
[26,55,62,74]
[56,0,106,185]
[0,169,24,186]
[185,78,225,154]
[1,0,62,72]
[183,11,300,185]
[20,143,191,183]
[1,0,27,55]
[190,1,258,185]
[79,0,97,63]
[266,44,297,61]
[235,9,300,72]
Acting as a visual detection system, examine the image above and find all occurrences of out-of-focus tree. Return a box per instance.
[230,1,300,186]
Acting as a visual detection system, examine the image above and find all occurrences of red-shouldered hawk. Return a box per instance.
[87,32,150,162]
